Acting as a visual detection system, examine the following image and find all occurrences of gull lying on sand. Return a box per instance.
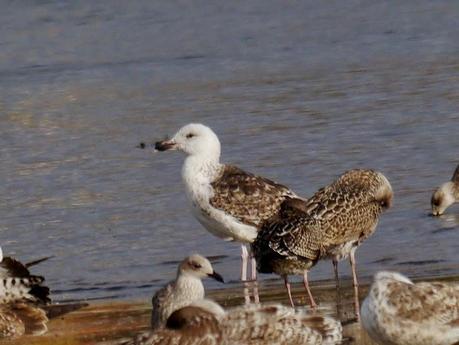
[150,254,223,329]
[0,246,50,338]
[125,299,342,345]
[361,271,459,345]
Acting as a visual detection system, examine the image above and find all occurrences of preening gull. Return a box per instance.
[0,246,50,337]
[361,271,459,345]
[431,163,459,216]
[253,169,392,315]
[123,299,342,345]
[151,123,299,282]
[151,254,223,329]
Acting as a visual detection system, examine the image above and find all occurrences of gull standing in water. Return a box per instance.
[431,163,459,216]
[361,271,459,345]
[253,169,392,317]
[151,254,223,329]
[150,123,299,282]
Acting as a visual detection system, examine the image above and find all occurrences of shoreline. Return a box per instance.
[3,272,458,345]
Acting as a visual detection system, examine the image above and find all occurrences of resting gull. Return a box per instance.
[253,169,392,316]
[151,254,223,329]
[150,123,299,282]
[361,271,459,345]
[431,163,459,216]
[124,299,342,345]
[0,246,50,337]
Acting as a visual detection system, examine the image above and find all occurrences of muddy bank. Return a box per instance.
[1,273,458,345]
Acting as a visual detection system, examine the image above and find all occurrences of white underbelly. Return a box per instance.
[191,202,258,244]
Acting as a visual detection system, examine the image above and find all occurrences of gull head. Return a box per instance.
[178,254,224,283]
[155,123,221,159]
[431,182,455,216]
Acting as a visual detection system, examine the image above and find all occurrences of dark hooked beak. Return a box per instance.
[154,139,177,151]
[208,271,224,283]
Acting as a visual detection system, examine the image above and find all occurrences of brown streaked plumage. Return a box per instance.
[361,271,459,345]
[122,301,342,345]
[253,169,393,314]
[0,303,48,338]
[0,246,50,338]
[431,164,459,216]
[210,165,297,229]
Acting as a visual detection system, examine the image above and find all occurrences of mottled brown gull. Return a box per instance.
[361,271,459,345]
[150,254,223,329]
[431,163,459,216]
[151,123,299,282]
[253,169,392,314]
[0,246,50,338]
[124,299,342,345]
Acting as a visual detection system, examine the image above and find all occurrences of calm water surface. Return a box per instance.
[0,1,458,302]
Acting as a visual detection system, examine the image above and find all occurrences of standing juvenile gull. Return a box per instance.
[0,246,50,337]
[123,299,342,345]
[253,169,392,314]
[431,164,459,216]
[151,123,298,281]
[361,271,459,345]
[151,254,223,329]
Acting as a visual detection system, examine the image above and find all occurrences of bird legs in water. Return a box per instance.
[240,244,258,281]
[240,244,249,282]
[333,259,343,319]
[349,251,360,321]
[284,276,295,307]
[241,244,260,304]
[283,272,317,308]
[303,271,317,308]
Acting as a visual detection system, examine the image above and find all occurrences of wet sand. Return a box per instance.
[2,274,458,345]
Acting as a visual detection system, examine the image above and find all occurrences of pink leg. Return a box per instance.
[240,244,248,281]
[350,250,360,321]
[333,259,339,289]
[303,270,317,309]
[284,276,295,307]
[252,281,260,304]
[250,253,257,281]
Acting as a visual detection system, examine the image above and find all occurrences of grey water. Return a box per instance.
[0,1,458,303]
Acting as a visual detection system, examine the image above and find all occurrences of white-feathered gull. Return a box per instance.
[431,163,459,216]
[151,123,299,282]
[151,254,223,329]
[0,246,50,338]
[253,169,392,316]
[361,271,459,345]
[124,299,342,345]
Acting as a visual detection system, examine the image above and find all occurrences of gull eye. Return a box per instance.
[190,262,202,269]
[186,133,196,139]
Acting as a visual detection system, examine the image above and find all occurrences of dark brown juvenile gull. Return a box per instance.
[361,271,459,345]
[123,300,342,345]
[0,246,50,338]
[151,123,299,282]
[151,254,223,329]
[253,169,392,314]
[431,163,459,216]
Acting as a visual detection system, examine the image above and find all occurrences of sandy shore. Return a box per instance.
[2,274,458,345]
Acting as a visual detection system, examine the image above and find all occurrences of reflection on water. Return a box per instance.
[0,1,458,303]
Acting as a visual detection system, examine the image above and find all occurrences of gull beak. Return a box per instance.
[155,139,177,151]
[208,271,224,283]
[431,209,441,217]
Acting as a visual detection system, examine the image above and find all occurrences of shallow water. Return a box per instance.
[0,1,458,303]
